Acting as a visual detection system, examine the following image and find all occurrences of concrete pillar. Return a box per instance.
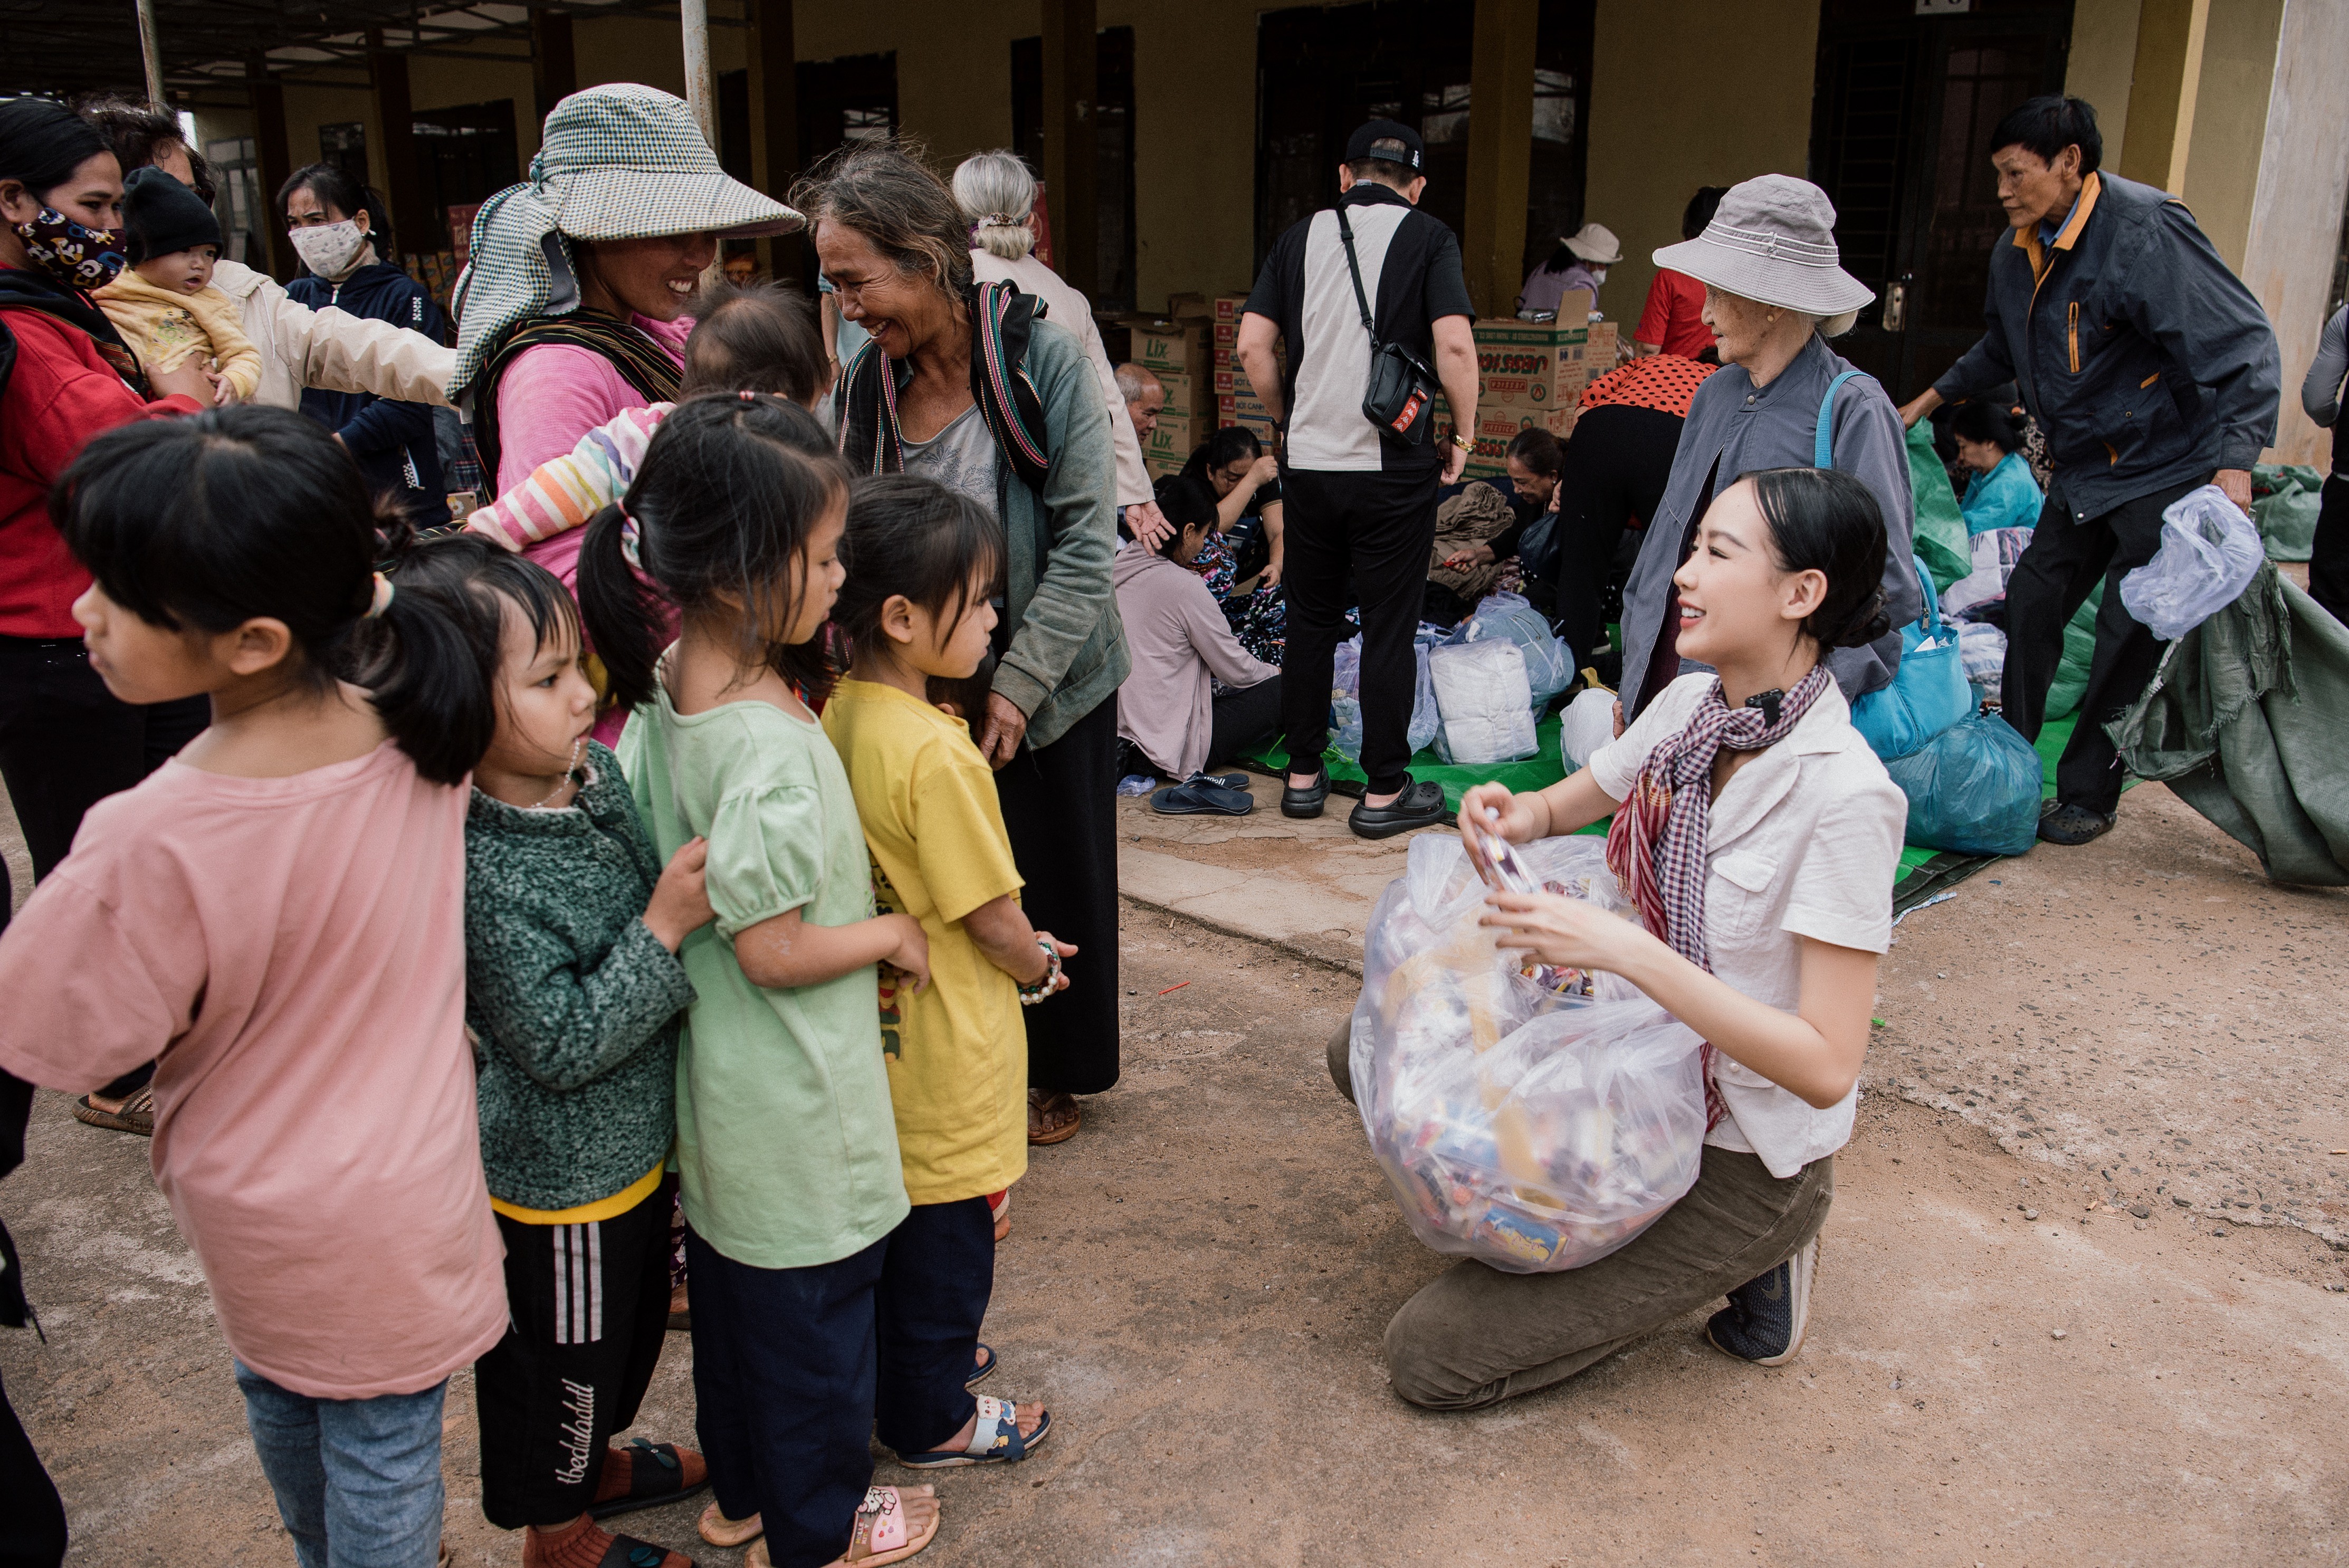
[1041,0,1099,295]
[1463,0,1539,320]
[245,56,293,281]
[2115,0,2209,194]
[367,32,432,261]
[136,0,166,107]
[531,10,577,128]
[2174,0,2285,272]
[746,0,800,279]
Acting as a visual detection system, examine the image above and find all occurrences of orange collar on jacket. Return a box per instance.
[2014,170,2101,284]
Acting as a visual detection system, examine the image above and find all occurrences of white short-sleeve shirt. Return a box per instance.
[1587,672,1907,1177]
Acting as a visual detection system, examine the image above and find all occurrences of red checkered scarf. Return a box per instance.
[1604,661,1834,1126]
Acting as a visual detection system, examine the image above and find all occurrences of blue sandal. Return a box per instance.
[966,1343,997,1388]
[898,1394,1052,1468]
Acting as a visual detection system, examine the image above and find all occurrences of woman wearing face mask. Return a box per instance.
[279,164,450,522]
[1517,222,1620,321]
[0,100,211,1152]
[450,84,800,493]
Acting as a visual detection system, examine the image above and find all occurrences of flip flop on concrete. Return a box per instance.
[1150,774,1254,815]
[71,1084,154,1136]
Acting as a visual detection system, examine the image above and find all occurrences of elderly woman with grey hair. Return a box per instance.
[1617,174,1922,724]
[804,140,1126,1148]
[951,149,1161,542]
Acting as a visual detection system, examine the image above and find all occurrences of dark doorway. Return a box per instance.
[318,122,369,188]
[1011,26,1138,312]
[798,51,898,171]
[1810,0,2073,400]
[1254,1,1592,283]
[411,100,520,253]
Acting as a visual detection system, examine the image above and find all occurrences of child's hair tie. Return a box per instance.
[364,571,394,618]
[618,502,645,570]
[738,389,761,402]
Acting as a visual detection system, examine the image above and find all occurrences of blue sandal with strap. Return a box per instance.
[897,1394,1052,1468]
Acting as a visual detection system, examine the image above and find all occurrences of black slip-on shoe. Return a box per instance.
[1281,764,1330,819]
[1349,778,1448,840]
[2037,800,2115,846]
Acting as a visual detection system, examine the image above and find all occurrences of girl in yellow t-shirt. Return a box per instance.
[822,474,1072,1471]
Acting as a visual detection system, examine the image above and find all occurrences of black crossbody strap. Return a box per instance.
[1334,203,1380,347]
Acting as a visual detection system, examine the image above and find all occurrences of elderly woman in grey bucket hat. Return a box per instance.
[1617,173,1922,722]
[449,83,802,491]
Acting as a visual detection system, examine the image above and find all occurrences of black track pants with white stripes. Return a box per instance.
[474,1173,675,1529]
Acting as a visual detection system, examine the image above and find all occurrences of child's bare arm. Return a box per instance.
[734,907,930,993]
[963,895,1075,991]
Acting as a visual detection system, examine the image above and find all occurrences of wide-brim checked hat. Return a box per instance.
[1650,174,1874,317]
[450,83,800,397]
[536,83,803,241]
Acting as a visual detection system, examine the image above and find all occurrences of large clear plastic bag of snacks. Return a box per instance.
[1349,834,1707,1273]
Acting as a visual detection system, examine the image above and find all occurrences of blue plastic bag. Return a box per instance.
[1882,711,2042,856]
[1851,557,1972,762]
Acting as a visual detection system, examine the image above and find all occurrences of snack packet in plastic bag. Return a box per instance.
[1350,834,1707,1273]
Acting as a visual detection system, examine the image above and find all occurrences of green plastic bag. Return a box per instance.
[2045,580,2102,721]
[1904,419,1972,594]
[2250,463,2323,562]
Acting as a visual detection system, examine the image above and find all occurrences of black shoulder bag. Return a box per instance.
[1334,203,1437,445]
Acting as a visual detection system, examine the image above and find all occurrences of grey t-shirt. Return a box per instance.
[902,404,999,519]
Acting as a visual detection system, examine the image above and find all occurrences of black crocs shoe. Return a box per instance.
[1705,1237,1816,1366]
[1281,764,1330,819]
[2037,800,2115,846]
[1348,778,1448,840]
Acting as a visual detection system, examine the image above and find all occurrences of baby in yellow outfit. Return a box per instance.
[95,167,259,405]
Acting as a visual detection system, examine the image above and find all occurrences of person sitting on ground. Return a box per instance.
[1939,399,2045,623]
[79,95,457,412]
[1333,464,1904,1409]
[1112,475,1283,786]
[1434,426,1563,622]
[1177,425,1288,663]
[94,166,259,406]
[1633,187,1727,361]
[1518,223,1620,321]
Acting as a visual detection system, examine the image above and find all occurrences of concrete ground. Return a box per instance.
[5,777,2348,1564]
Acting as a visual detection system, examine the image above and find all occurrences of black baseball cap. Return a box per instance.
[1344,118,1425,174]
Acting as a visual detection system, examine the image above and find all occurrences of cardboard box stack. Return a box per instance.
[1209,292,1281,450]
[1126,314,1214,476]
[1439,316,1620,477]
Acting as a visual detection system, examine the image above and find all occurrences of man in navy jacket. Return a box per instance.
[1902,95,2278,845]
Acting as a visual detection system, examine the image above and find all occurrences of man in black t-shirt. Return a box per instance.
[1237,119,1479,839]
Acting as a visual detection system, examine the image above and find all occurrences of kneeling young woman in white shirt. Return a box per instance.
[1336,465,1907,1410]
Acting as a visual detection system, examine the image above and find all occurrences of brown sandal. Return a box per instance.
[1026,1089,1080,1146]
[72,1084,154,1136]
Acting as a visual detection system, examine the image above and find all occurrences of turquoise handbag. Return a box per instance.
[1808,370,1971,760]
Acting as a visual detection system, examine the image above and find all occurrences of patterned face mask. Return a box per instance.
[13,206,126,291]
[289,218,370,281]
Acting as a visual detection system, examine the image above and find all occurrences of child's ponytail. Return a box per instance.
[361,547,498,786]
[52,406,489,786]
[575,393,851,710]
[577,499,664,713]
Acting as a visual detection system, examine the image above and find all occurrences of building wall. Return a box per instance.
[1580,0,1822,340]
[2065,0,2142,170]
[2239,0,2349,467]
[2178,0,2285,275]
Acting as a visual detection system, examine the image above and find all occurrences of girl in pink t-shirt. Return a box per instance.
[0,406,508,1567]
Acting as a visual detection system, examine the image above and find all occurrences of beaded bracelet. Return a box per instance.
[1017,936,1063,1007]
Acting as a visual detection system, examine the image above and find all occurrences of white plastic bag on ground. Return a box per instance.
[1430,639,1537,764]
[1330,637,1365,760]
[1456,591,1572,716]
[2119,485,2264,640]
[1350,835,1707,1273]
[1558,687,1617,770]
[1410,638,1440,754]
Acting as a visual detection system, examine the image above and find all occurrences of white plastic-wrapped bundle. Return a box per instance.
[1350,834,1707,1273]
[1430,638,1538,764]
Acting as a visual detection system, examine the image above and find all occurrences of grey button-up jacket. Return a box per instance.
[1619,332,1922,719]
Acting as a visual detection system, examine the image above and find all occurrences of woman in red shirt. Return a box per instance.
[0,100,208,1118]
[1632,186,1728,362]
